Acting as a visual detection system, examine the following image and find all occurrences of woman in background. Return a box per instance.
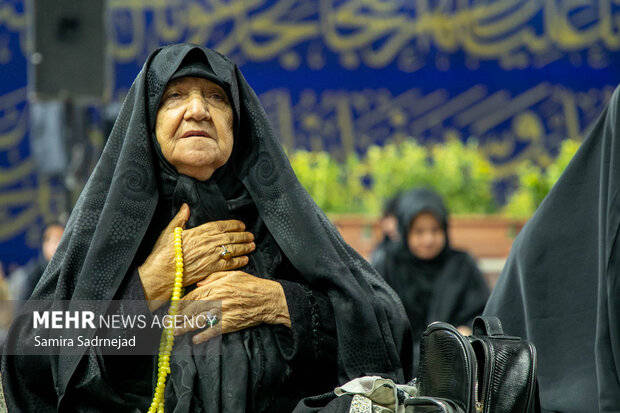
[370,193,401,268]
[373,188,489,373]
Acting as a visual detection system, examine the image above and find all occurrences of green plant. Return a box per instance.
[287,150,367,213]
[363,140,429,214]
[362,139,496,214]
[503,139,581,218]
[428,139,496,214]
[289,138,497,215]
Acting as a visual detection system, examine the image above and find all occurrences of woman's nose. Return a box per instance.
[184,94,210,121]
[422,232,435,244]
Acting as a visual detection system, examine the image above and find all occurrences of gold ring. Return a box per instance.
[220,245,232,261]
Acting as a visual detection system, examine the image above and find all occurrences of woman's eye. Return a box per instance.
[161,94,178,105]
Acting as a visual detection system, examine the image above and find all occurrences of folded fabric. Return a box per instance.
[335,376,418,413]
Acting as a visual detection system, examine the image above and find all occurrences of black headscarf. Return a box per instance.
[2,44,411,412]
[374,188,489,372]
[484,85,620,413]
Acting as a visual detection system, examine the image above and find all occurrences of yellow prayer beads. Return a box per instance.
[148,226,184,413]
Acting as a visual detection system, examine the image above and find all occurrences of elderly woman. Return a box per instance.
[1,44,411,412]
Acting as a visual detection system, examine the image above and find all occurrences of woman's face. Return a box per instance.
[407,212,446,260]
[155,76,234,181]
[42,224,64,262]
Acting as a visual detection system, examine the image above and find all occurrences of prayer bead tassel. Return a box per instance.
[149,227,184,413]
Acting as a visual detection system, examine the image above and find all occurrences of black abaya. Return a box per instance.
[484,85,620,413]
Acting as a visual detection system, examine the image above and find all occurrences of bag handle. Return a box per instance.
[472,316,504,336]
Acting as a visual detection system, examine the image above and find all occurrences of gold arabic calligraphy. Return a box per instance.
[105,0,620,69]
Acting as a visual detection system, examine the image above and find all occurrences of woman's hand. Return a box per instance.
[138,204,256,309]
[174,270,291,344]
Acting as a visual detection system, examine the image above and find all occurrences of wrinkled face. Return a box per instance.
[407,212,446,260]
[42,224,64,262]
[155,77,234,181]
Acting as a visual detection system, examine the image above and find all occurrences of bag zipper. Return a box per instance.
[470,337,486,413]
[474,371,483,412]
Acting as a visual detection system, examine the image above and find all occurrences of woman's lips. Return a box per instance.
[181,130,211,139]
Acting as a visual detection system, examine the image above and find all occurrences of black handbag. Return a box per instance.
[414,316,538,413]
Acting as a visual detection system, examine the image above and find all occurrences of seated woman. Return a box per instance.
[373,188,489,373]
[1,43,412,412]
